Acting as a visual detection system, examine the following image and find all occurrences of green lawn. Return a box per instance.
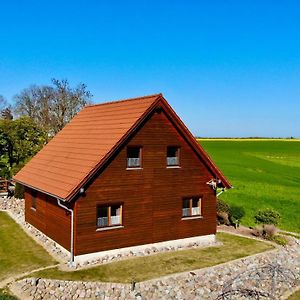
[200,139,300,233]
[0,289,17,300]
[29,233,273,283]
[0,212,57,281]
[288,290,300,300]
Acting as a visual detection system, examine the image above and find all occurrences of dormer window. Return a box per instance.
[167,146,180,167]
[127,146,142,168]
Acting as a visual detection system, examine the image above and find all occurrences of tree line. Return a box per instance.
[0,79,93,178]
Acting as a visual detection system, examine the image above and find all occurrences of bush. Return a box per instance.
[229,205,245,227]
[262,224,277,238]
[217,199,230,214]
[268,235,288,246]
[14,182,24,199]
[217,211,230,225]
[254,208,281,225]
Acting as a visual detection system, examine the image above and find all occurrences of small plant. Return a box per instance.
[254,208,281,226]
[217,199,230,214]
[216,199,231,225]
[262,224,277,238]
[229,205,245,228]
[267,235,288,246]
[217,211,230,225]
[14,182,25,199]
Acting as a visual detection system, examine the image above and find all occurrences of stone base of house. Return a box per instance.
[74,234,217,266]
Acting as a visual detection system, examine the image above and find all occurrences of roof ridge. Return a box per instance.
[86,93,162,108]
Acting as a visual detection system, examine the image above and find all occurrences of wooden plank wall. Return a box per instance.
[75,109,216,255]
[24,188,71,250]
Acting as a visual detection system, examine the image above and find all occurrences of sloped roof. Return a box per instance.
[14,93,231,201]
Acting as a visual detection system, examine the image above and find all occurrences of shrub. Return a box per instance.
[217,211,230,225]
[254,208,281,225]
[268,235,288,246]
[229,205,245,227]
[217,199,230,214]
[14,182,24,199]
[262,224,277,238]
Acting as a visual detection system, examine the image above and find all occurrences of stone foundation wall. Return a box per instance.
[12,239,300,300]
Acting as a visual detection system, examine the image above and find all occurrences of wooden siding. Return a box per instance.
[24,188,71,250]
[74,110,216,255]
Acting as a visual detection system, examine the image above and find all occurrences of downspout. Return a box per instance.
[217,186,234,197]
[217,189,226,197]
[57,198,75,267]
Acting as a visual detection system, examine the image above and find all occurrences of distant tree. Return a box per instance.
[0,95,13,120]
[14,79,92,135]
[0,117,47,178]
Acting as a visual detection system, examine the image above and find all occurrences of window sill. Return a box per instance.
[181,215,203,221]
[126,167,143,170]
[96,225,124,232]
[166,166,181,169]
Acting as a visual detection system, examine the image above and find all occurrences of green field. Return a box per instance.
[200,139,300,233]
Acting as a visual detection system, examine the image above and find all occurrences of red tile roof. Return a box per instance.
[14,93,231,201]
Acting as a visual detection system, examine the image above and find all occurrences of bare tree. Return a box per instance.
[0,95,13,120]
[50,79,92,133]
[14,79,93,135]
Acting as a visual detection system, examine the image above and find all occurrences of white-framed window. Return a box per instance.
[96,204,123,228]
[182,197,202,217]
[167,146,180,166]
[127,146,142,168]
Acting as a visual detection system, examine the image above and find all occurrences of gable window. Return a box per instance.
[97,204,122,228]
[127,146,142,168]
[182,197,202,218]
[31,190,37,210]
[167,146,180,167]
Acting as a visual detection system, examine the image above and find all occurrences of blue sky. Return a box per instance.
[0,1,299,137]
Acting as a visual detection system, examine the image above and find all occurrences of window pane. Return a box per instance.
[192,198,199,208]
[127,147,141,167]
[167,147,179,166]
[167,147,178,157]
[127,147,140,158]
[182,198,190,217]
[98,206,108,217]
[97,206,108,227]
[183,199,190,209]
[192,198,200,216]
[111,205,121,225]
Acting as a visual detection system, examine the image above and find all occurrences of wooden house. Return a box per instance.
[14,94,231,263]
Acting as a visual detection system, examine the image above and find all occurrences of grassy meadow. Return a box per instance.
[200,139,300,233]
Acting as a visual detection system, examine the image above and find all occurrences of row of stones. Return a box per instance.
[13,239,300,300]
[78,238,220,268]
